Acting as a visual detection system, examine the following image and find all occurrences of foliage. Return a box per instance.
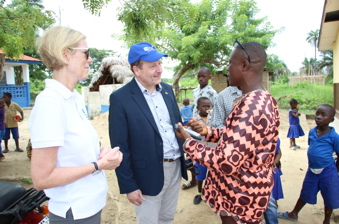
[266,54,290,82]
[114,0,281,100]
[318,50,333,78]
[300,57,320,76]
[271,74,289,85]
[80,48,115,85]
[271,81,333,114]
[306,29,319,75]
[24,48,52,80]
[0,0,55,58]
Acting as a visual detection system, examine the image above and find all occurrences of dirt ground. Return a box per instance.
[1,107,339,224]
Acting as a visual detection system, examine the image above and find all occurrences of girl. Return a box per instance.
[287,99,305,149]
[272,138,284,206]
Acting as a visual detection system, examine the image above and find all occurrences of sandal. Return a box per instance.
[3,149,9,153]
[15,148,23,152]
[181,181,197,190]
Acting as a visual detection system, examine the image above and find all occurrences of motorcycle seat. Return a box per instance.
[0,181,27,212]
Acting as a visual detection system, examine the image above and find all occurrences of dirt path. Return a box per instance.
[1,108,338,223]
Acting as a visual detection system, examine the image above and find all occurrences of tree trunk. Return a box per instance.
[0,53,5,80]
[314,45,317,76]
[14,66,23,85]
[172,64,194,102]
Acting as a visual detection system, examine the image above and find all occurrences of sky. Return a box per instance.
[42,0,325,78]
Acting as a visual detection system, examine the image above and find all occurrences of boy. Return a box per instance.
[182,67,218,190]
[2,92,24,153]
[0,98,5,160]
[180,98,193,126]
[192,67,218,117]
[192,97,217,204]
[278,104,339,224]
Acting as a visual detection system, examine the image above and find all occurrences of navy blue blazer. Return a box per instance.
[109,78,188,196]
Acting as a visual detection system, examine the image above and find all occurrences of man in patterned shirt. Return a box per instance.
[211,85,242,128]
[192,67,218,117]
[176,41,280,224]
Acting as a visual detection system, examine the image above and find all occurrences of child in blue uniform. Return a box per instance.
[287,98,305,149]
[272,138,283,206]
[191,97,216,204]
[180,98,193,126]
[278,104,339,224]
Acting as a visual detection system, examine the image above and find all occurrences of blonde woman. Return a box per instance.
[29,26,123,224]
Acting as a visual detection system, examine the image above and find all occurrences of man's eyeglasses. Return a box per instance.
[69,48,90,59]
[233,40,251,63]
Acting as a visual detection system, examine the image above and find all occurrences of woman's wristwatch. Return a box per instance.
[92,162,101,175]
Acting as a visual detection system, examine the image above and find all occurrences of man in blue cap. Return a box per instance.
[109,42,188,224]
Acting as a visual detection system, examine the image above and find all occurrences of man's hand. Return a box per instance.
[187,119,208,136]
[127,189,145,206]
[175,122,191,142]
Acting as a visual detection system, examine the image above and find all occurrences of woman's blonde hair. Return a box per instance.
[37,26,86,71]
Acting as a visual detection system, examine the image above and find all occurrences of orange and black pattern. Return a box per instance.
[184,90,280,224]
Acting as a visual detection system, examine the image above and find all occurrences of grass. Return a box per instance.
[271,82,333,114]
[21,178,33,184]
[177,78,333,114]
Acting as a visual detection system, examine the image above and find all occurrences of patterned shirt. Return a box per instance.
[211,86,242,128]
[192,85,218,117]
[184,90,280,224]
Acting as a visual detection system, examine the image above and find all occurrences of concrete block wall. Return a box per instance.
[99,84,124,106]
[211,71,271,93]
[88,92,101,119]
[211,71,228,93]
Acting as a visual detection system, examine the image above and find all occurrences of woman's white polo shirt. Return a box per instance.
[29,79,108,220]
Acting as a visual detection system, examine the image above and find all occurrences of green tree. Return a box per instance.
[300,57,319,76]
[80,48,115,86]
[0,0,55,76]
[318,50,333,78]
[117,0,280,99]
[306,29,319,75]
[0,0,55,58]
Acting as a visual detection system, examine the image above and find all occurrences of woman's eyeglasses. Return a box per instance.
[69,48,90,59]
[233,40,251,63]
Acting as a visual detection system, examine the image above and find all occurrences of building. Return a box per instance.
[318,0,339,118]
[0,50,41,107]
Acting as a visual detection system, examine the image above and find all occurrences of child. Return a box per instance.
[278,104,339,224]
[0,98,5,160]
[287,98,305,149]
[191,97,217,204]
[272,137,284,206]
[192,67,218,117]
[2,92,24,153]
[182,67,218,190]
[180,98,193,126]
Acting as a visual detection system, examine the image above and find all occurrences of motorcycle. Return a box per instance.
[0,180,49,224]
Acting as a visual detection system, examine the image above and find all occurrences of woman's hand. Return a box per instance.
[97,147,123,170]
[187,119,208,136]
[98,147,111,160]
[175,122,191,142]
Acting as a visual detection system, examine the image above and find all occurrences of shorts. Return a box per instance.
[4,127,19,140]
[300,162,339,209]
[195,162,207,181]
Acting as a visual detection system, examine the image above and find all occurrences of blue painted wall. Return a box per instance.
[0,82,30,108]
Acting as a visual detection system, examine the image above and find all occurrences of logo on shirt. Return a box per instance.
[82,108,89,120]
[143,46,156,52]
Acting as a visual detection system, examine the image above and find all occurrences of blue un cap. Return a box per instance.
[128,42,168,64]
